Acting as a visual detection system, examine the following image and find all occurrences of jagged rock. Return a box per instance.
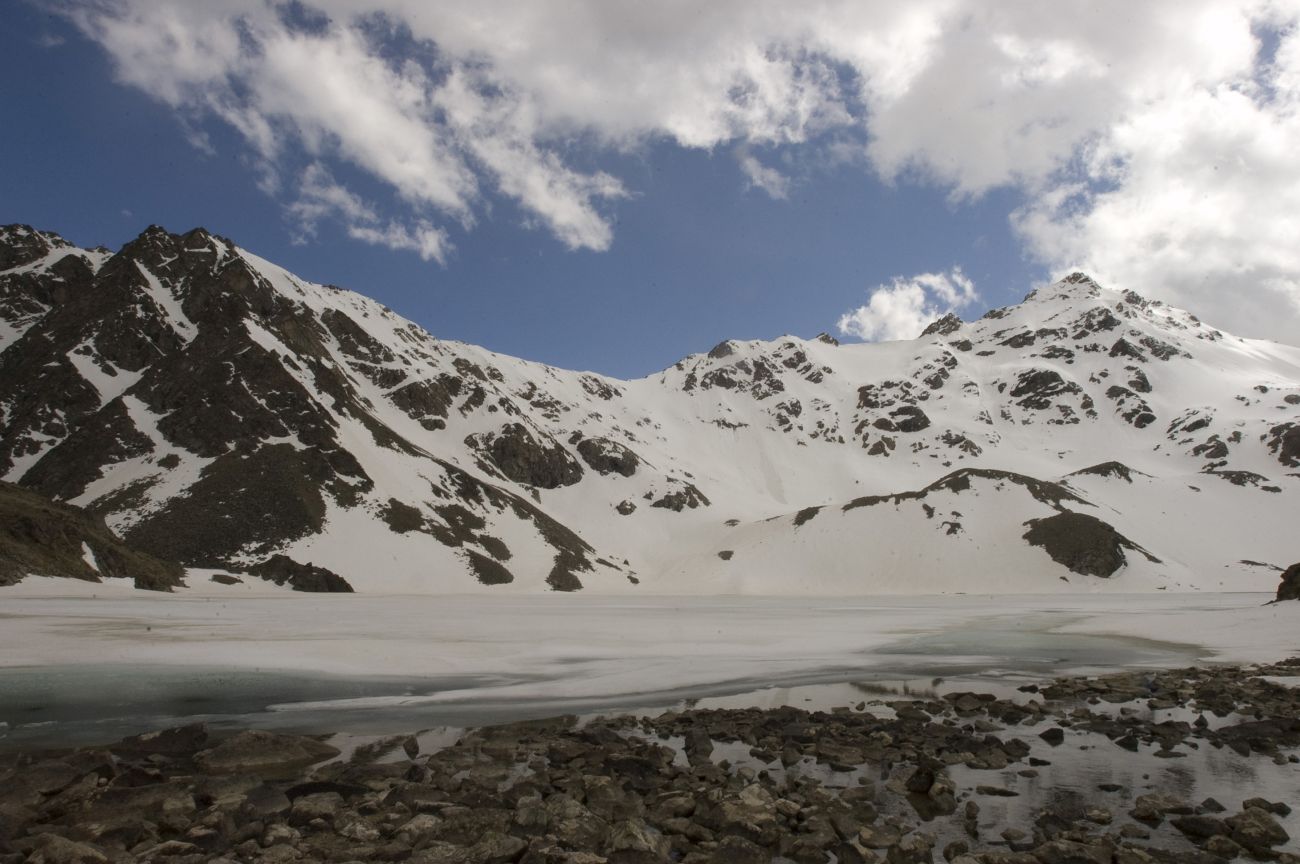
[1225,806,1290,854]
[921,313,963,337]
[246,554,353,593]
[1276,563,1300,601]
[471,423,584,489]
[577,438,640,477]
[651,484,710,512]
[0,481,182,589]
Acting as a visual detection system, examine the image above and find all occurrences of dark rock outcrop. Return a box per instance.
[1276,563,1300,602]
[921,313,963,337]
[1022,511,1154,578]
[471,423,584,489]
[246,554,354,593]
[0,480,182,590]
[576,437,640,477]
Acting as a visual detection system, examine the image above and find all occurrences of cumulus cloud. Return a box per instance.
[837,268,978,342]
[1013,19,1300,340]
[55,0,1300,339]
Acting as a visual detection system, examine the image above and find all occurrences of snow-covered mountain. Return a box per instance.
[2,224,1297,594]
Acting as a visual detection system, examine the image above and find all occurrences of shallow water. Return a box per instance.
[0,610,1206,749]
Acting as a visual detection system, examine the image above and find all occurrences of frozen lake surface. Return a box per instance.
[1,589,1297,747]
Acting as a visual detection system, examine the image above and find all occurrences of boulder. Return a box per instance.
[193,730,340,775]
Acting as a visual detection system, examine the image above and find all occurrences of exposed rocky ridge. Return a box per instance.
[1277,563,1300,602]
[2,226,1298,593]
[0,480,181,590]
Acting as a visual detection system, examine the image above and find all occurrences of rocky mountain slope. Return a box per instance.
[0,480,181,590]
[1,224,1297,593]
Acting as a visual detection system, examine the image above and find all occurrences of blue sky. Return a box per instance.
[4,2,1298,376]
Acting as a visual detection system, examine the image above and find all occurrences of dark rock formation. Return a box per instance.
[246,554,353,593]
[889,405,931,433]
[1022,511,1155,578]
[651,483,711,512]
[1276,563,1300,601]
[0,480,182,590]
[472,423,584,489]
[576,437,640,477]
[1067,461,1147,483]
[921,313,963,337]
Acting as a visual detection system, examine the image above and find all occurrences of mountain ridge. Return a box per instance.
[2,222,1297,594]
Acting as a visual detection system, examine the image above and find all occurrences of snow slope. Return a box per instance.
[1,226,1297,594]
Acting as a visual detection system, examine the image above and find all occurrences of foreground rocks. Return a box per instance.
[2,660,1299,864]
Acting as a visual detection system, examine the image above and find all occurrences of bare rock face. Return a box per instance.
[1276,563,1300,602]
[576,437,640,477]
[246,554,353,593]
[472,423,584,489]
[921,313,963,337]
[1022,511,1156,578]
[651,483,711,512]
[0,480,182,590]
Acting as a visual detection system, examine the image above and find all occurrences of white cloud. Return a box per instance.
[737,150,790,199]
[1013,19,1300,341]
[837,268,978,342]
[55,0,1300,339]
[346,221,450,263]
[289,162,450,263]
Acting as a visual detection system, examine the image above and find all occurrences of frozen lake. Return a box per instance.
[1,589,1297,747]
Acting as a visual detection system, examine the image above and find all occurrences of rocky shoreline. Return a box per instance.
[3,660,1299,864]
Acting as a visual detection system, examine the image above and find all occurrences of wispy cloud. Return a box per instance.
[288,163,450,263]
[737,150,790,199]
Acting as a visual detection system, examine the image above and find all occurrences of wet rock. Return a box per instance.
[288,791,343,824]
[606,819,669,857]
[885,833,933,863]
[1037,727,1065,746]
[22,835,109,864]
[1225,806,1290,854]
[1170,814,1228,840]
[684,727,714,766]
[1130,794,1193,823]
[1243,796,1292,816]
[113,723,210,757]
[707,836,769,864]
[240,784,292,818]
[194,730,340,775]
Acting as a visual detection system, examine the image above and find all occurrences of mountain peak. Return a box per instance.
[2,221,1297,595]
[920,312,964,337]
